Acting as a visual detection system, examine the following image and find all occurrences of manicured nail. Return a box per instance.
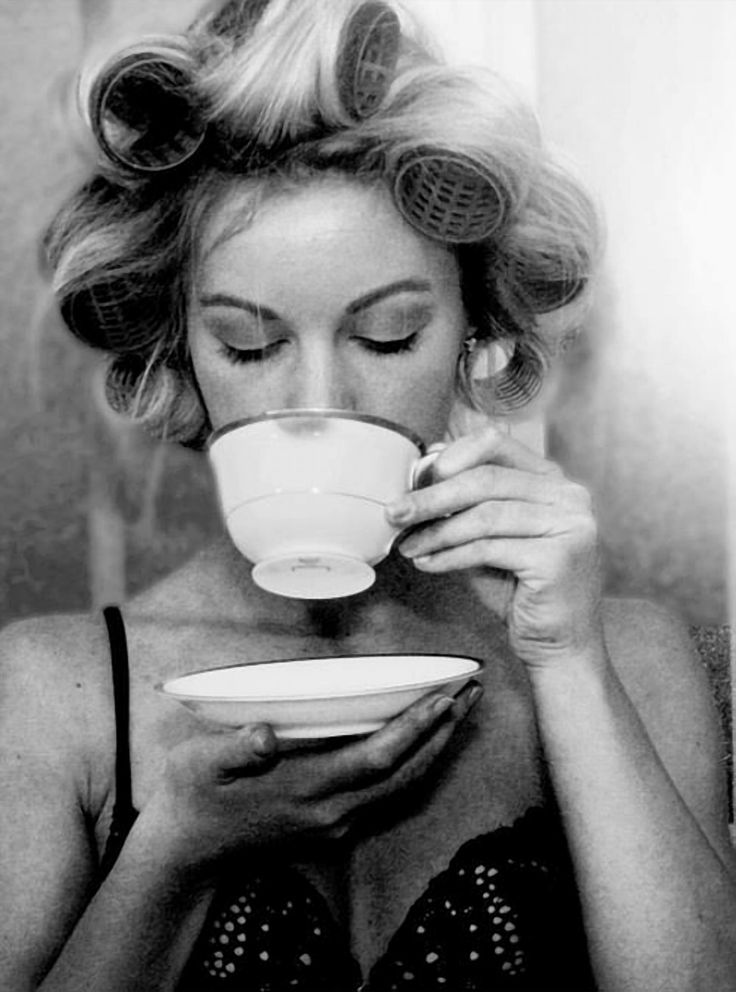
[398,539,419,558]
[386,499,413,524]
[250,726,275,755]
[458,683,484,712]
[431,695,455,717]
[467,684,484,707]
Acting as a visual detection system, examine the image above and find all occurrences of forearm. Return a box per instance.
[530,649,736,992]
[37,819,217,992]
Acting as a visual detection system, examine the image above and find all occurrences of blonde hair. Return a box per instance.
[44,0,601,447]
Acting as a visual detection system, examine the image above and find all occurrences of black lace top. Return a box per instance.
[100,607,596,992]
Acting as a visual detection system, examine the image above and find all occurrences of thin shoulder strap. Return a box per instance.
[99,605,139,877]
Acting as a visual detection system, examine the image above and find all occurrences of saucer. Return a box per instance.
[159,653,481,740]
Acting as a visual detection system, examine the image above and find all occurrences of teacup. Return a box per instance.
[207,409,440,599]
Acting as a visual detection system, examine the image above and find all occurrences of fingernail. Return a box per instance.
[398,540,419,558]
[386,499,413,524]
[466,684,484,708]
[431,695,454,717]
[250,726,275,755]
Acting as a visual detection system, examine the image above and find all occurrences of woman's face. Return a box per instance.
[189,177,468,443]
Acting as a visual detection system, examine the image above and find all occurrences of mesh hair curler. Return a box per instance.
[393,151,508,244]
[62,276,169,353]
[338,2,400,120]
[88,40,206,173]
[206,0,273,42]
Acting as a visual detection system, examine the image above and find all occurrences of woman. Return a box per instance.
[1,1,734,989]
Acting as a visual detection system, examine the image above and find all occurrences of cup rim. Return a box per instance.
[207,408,426,452]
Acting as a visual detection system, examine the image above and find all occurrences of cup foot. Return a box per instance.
[252,554,376,599]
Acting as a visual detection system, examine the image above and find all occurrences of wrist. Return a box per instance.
[525,640,614,700]
[122,797,223,894]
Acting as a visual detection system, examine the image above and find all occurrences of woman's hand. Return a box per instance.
[141,682,480,879]
[387,425,604,671]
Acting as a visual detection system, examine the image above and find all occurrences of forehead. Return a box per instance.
[196,176,460,299]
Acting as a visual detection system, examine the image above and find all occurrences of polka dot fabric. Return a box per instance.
[180,867,361,991]
[367,808,595,990]
[178,808,595,992]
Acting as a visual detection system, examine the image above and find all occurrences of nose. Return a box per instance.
[285,341,357,411]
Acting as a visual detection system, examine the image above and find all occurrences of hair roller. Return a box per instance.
[337,2,400,120]
[497,236,590,317]
[456,332,547,413]
[61,276,173,354]
[393,150,509,244]
[491,335,547,408]
[516,271,586,313]
[204,0,274,43]
[88,38,206,173]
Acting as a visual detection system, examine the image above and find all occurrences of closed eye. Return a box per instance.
[218,340,286,364]
[219,334,419,363]
[355,332,420,355]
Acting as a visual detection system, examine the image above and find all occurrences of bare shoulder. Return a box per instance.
[0,612,114,810]
[0,610,113,702]
[601,596,732,854]
[0,615,123,981]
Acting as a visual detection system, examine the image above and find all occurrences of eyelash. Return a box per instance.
[219,341,283,365]
[356,332,419,356]
[219,332,420,365]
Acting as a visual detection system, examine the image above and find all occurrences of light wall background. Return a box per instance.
[409,0,735,627]
[0,0,733,631]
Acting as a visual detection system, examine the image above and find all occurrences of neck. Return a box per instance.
[192,535,501,638]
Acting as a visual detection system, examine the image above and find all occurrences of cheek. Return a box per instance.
[388,351,460,441]
[188,334,241,424]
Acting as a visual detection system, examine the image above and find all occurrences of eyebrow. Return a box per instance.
[346,279,433,314]
[198,294,280,321]
[198,279,433,320]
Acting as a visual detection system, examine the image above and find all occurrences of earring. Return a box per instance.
[461,336,510,378]
[456,336,512,412]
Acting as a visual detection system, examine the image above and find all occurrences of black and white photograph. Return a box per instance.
[0,1,734,989]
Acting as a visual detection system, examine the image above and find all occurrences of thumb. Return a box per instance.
[214,724,279,778]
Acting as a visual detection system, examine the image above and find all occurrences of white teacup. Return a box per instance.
[207,409,440,599]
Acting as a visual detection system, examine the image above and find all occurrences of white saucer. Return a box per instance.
[159,654,482,740]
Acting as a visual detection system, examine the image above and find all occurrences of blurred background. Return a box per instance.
[0,0,733,762]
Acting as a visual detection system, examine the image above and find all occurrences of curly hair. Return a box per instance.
[43,0,601,448]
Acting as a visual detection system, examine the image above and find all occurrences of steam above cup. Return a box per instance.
[207,409,440,599]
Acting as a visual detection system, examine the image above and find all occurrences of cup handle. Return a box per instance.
[410,443,446,490]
